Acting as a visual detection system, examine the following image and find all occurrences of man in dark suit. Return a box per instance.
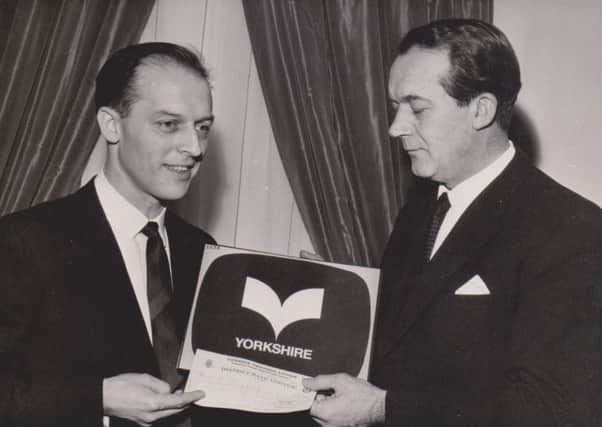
[0,43,215,426]
[304,19,602,426]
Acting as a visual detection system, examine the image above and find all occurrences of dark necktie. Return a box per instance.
[141,222,184,391]
[423,192,451,262]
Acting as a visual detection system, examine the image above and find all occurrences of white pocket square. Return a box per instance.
[455,275,490,295]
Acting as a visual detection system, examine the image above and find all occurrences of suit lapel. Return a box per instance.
[380,152,530,357]
[70,182,155,361]
[429,152,529,277]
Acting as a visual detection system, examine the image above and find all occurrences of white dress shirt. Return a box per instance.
[94,171,172,341]
[430,142,516,259]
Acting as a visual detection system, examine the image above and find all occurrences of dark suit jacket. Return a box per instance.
[371,151,602,426]
[0,180,215,427]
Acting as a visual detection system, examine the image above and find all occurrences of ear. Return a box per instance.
[96,107,121,144]
[470,93,498,130]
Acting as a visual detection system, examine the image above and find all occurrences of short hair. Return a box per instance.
[95,42,209,116]
[398,19,521,130]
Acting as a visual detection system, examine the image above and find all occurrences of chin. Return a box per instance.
[411,165,434,180]
[156,185,192,202]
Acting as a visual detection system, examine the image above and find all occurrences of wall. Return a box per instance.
[82,0,314,256]
[495,0,602,206]
[83,0,602,258]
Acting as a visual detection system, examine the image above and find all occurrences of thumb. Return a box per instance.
[161,390,205,409]
[303,375,338,392]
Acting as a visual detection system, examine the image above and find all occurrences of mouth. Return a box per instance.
[400,138,419,153]
[164,163,198,176]
[404,147,421,154]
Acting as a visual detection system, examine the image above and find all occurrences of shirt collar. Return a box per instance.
[438,141,516,211]
[94,170,167,239]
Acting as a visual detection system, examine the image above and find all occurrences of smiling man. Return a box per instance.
[304,19,602,426]
[0,43,216,427]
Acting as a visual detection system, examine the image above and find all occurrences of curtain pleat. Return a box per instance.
[243,0,406,266]
[0,0,155,215]
[409,0,492,26]
[243,0,492,266]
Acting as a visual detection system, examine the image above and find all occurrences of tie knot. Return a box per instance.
[141,221,160,239]
[423,192,451,263]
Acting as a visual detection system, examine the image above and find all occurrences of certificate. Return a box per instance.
[179,245,381,412]
[185,349,316,413]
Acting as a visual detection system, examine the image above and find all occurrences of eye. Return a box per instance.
[157,120,179,133]
[410,103,428,116]
[195,121,212,135]
[389,100,400,111]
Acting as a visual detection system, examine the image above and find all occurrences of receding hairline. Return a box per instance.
[94,42,210,115]
[117,58,211,114]
[133,58,210,85]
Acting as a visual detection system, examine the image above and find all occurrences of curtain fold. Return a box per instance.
[409,0,492,26]
[243,0,492,266]
[0,0,155,215]
[243,0,407,266]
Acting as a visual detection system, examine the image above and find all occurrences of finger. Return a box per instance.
[309,397,332,419]
[177,390,205,405]
[149,406,189,420]
[136,374,171,393]
[153,390,205,411]
[303,374,339,391]
[315,393,327,401]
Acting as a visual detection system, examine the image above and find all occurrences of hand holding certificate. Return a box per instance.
[186,349,316,413]
[179,245,381,414]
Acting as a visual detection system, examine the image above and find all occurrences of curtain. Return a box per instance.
[243,0,492,266]
[0,0,155,216]
[409,0,492,26]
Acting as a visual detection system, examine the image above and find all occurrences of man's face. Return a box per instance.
[108,62,213,213]
[388,47,478,188]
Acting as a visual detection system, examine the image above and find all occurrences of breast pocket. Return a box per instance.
[423,294,498,356]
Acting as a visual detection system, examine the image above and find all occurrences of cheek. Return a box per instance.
[415,116,445,156]
[424,112,464,145]
[122,142,150,171]
[121,131,166,169]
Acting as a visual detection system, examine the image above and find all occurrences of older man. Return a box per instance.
[305,19,602,427]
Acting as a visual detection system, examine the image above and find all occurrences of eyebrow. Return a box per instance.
[394,94,430,104]
[195,115,215,124]
[155,110,215,123]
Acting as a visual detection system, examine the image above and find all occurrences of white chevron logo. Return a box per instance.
[241,277,324,339]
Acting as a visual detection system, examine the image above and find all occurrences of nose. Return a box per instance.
[388,107,411,138]
[178,127,207,159]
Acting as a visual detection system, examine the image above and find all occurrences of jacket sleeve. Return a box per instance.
[493,236,602,427]
[0,217,103,427]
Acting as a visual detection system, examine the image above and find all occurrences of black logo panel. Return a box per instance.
[191,254,370,376]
